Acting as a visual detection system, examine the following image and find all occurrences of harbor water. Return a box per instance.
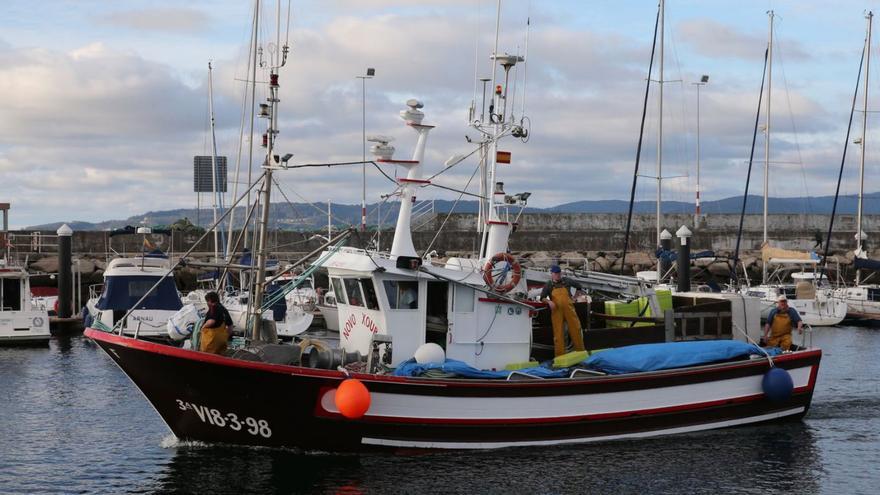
[1,327,878,495]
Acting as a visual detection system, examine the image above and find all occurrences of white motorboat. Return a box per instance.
[1,204,51,345]
[85,254,183,338]
[1,261,51,345]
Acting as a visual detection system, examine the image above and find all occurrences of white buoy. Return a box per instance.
[414,343,445,364]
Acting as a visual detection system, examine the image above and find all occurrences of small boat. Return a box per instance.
[1,204,51,346]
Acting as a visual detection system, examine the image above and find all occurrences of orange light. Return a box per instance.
[495,84,503,95]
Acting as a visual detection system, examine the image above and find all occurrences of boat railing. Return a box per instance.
[88,284,104,301]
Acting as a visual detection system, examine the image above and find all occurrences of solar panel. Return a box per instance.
[193,156,227,193]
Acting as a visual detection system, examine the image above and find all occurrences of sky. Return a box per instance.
[4,0,880,228]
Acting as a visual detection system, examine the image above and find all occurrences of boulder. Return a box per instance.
[625,251,654,267]
[707,262,731,277]
[30,256,59,273]
[73,259,96,275]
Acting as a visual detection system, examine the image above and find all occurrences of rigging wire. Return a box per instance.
[422,163,481,256]
[774,29,813,221]
[621,3,661,274]
[732,47,770,286]
[822,41,867,273]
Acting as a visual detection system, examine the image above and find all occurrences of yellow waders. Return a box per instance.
[767,312,793,351]
[200,323,229,355]
[550,286,585,357]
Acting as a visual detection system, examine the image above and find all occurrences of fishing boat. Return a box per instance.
[0,203,51,345]
[86,4,822,451]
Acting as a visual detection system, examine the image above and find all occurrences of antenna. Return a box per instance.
[519,14,531,120]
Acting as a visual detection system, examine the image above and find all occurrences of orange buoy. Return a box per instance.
[334,379,371,419]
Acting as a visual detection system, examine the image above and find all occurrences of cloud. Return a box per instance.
[676,18,809,61]
[98,8,211,34]
[0,4,862,228]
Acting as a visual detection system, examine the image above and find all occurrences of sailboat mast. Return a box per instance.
[857,11,872,285]
[208,61,220,262]
[763,10,774,284]
[656,0,665,250]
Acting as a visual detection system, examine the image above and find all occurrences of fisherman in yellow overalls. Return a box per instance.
[200,291,233,355]
[763,294,803,351]
[540,265,586,357]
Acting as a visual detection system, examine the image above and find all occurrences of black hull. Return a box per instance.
[87,329,821,452]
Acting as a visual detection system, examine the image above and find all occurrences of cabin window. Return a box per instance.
[1,278,22,311]
[384,280,419,310]
[453,285,474,312]
[331,277,346,305]
[343,278,365,307]
[359,278,380,310]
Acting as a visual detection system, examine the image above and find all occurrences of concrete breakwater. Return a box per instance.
[18,213,877,291]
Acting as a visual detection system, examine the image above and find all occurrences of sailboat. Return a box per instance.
[84,2,821,451]
[740,10,847,327]
[833,12,880,322]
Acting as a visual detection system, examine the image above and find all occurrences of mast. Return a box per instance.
[656,0,666,281]
[763,10,774,284]
[208,61,220,262]
[245,0,260,250]
[226,0,260,261]
[857,11,873,285]
[248,0,289,341]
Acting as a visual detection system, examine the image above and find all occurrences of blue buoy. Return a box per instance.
[762,367,794,403]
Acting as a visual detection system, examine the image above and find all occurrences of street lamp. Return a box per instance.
[357,68,376,232]
[692,74,709,227]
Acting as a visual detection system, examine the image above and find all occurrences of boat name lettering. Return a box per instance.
[342,314,357,338]
[130,316,154,321]
[175,399,272,438]
[361,313,380,334]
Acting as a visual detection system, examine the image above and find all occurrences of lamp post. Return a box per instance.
[357,68,376,232]
[692,74,709,228]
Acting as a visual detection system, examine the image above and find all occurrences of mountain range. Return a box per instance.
[25,192,880,231]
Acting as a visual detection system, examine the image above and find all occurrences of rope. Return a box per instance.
[259,238,347,311]
[422,163,481,256]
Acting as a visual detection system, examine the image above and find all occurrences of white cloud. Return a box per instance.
[98,8,211,34]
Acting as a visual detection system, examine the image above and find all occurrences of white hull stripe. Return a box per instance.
[321,365,814,421]
[361,407,807,449]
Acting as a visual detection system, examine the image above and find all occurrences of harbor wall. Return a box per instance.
[16,213,880,256]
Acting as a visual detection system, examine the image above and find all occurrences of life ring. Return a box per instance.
[482,252,522,293]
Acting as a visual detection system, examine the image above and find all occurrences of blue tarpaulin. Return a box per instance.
[584,340,779,375]
[393,358,570,379]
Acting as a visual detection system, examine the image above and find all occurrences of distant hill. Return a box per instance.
[25,193,880,231]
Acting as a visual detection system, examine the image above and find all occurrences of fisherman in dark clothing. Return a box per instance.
[540,265,586,357]
[201,291,234,355]
[813,230,824,250]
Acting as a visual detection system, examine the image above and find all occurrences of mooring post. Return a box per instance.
[57,224,73,319]
[676,225,692,293]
